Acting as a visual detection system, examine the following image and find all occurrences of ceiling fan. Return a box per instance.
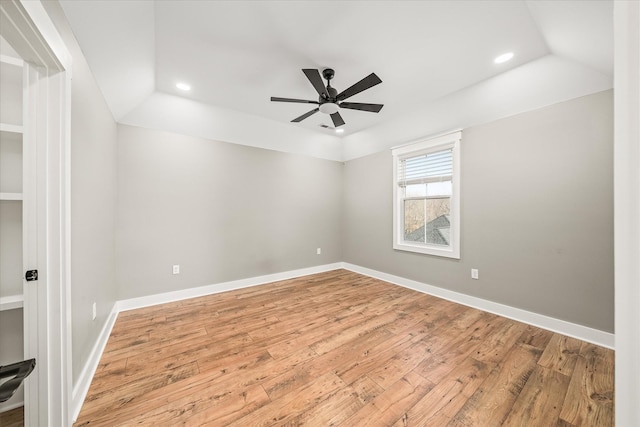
[271,68,383,128]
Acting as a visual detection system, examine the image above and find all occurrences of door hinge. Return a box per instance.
[25,270,38,282]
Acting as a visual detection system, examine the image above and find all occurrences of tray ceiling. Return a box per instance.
[59,1,613,161]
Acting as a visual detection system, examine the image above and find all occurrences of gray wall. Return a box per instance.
[43,2,119,383]
[343,90,614,333]
[116,125,343,299]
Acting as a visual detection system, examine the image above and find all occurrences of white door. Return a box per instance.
[1,0,72,425]
[0,38,28,417]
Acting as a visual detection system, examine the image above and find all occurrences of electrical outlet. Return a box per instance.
[92,302,97,321]
[173,265,180,275]
[316,248,322,255]
[471,269,479,280]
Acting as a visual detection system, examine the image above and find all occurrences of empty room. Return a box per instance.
[0,1,638,426]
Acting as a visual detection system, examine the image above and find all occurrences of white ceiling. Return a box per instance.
[59,0,613,161]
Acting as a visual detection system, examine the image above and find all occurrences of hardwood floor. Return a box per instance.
[74,270,614,426]
[0,406,23,427]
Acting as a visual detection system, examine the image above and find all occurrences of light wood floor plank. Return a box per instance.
[559,342,614,426]
[73,270,615,426]
[0,406,23,427]
[538,334,583,376]
[448,344,542,426]
[262,327,393,401]
[400,357,491,425]
[502,365,571,426]
[227,371,347,426]
[338,371,435,426]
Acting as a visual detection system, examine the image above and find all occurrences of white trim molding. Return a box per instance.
[614,1,640,425]
[342,263,615,349]
[71,305,118,422]
[0,399,25,414]
[116,263,343,313]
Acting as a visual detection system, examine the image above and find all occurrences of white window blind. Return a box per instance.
[397,148,453,186]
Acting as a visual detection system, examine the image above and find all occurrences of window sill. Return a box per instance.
[393,242,460,259]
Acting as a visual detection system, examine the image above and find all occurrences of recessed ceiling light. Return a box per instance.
[335,128,344,133]
[176,82,191,91]
[494,52,514,64]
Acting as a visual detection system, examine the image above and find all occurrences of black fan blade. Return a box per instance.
[271,97,319,104]
[339,102,384,113]
[330,112,345,127]
[302,69,329,98]
[292,108,319,122]
[336,73,382,101]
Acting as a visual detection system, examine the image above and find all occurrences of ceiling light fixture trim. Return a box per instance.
[494,52,514,64]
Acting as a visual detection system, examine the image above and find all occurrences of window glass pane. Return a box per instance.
[403,199,426,243]
[404,197,451,246]
[405,181,451,197]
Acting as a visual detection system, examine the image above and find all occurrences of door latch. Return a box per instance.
[25,270,38,281]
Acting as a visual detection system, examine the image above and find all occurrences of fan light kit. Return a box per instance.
[271,68,383,128]
[319,102,340,115]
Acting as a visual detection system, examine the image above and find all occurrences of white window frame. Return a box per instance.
[392,131,461,259]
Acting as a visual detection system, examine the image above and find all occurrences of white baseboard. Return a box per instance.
[71,304,119,422]
[342,263,615,349]
[116,262,343,313]
[0,398,24,413]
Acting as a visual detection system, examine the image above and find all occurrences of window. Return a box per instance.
[392,132,461,258]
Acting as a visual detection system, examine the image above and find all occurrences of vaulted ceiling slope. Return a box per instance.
[59,0,612,161]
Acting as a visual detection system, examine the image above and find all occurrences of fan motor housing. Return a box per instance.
[322,68,335,81]
[320,87,338,102]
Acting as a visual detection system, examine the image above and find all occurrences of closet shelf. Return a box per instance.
[0,193,22,201]
[0,123,23,134]
[0,54,23,67]
[0,294,23,311]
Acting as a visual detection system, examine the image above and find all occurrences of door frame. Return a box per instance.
[614,2,640,425]
[0,0,71,425]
